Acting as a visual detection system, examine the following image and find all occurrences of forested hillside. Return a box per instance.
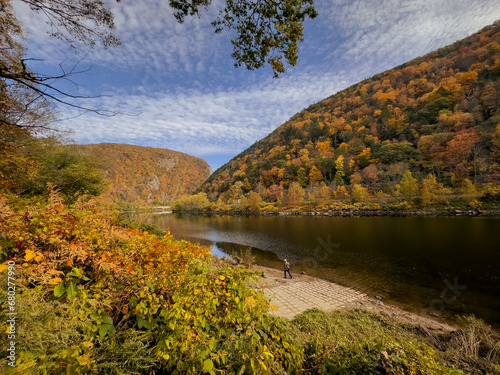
[77,143,212,206]
[199,22,500,207]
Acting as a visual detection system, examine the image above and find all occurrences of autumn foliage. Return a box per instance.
[0,192,301,373]
[200,23,500,206]
[75,143,212,207]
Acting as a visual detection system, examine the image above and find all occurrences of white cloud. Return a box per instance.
[315,0,500,74]
[12,0,500,170]
[12,0,228,76]
[66,69,351,159]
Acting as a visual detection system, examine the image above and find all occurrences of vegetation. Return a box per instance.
[75,143,212,208]
[1,191,498,374]
[0,126,106,204]
[290,309,499,375]
[0,192,302,374]
[1,4,499,373]
[199,22,500,211]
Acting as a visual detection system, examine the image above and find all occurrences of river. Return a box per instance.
[132,213,500,328]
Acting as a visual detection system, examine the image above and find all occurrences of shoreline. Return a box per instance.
[172,208,500,217]
[249,265,457,334]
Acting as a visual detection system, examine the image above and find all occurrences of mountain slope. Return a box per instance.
[200,22,500,202]
[77,143,212,205]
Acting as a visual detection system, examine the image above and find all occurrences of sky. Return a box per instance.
[12,0,500,171]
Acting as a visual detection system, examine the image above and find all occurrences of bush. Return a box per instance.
[0,192,302,374]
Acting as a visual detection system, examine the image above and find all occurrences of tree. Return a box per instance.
[360,164,379,186]
[1,0,120,119]
[306,181,329,205]
[0,135,106,202]
[461,178,477,196]
[398,170,419,200]
[308,165,324,183]
[334,155,345,185]
[286,181,304,205]
[297,167,307,187]
[227,180,244,203]
[377,141,422,164]
[421,174,439,207]
[335,185,349,200]
[243,191,262,211]
[350,184,367,202]
[265,184,283,202]
[207,0,318,77]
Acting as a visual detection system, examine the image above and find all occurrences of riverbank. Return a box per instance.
[244,264,500,374]
[174,207,500,217]
[248,265,457,334]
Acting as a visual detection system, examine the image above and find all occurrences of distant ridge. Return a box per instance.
[77,143,211,205]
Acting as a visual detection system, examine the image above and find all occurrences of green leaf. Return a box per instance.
[67,281,76,300]
[146,280,155,292]
[202,358,214,373]
[54,282,66,298]
[99,323,115,339]
[129,296,139,308]
[66,267,83,278]
[137,316,152,330]
[101,315,113,325]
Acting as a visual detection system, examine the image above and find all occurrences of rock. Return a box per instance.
[375,295,383,300]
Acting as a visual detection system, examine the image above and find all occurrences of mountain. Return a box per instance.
[199,22,500,202]
[77,143,211,205]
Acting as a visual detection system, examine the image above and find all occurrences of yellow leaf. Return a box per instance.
[34,255,43,263]
[48,277,63,285]
[235,297,240,303]
[46,269,64,275]
[25,250,35,261]
[219,275,225,280]
[0,264,7,273]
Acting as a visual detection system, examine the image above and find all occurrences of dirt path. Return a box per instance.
[249,266,456,334]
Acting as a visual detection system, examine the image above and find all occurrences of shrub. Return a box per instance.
[0,192,302,374]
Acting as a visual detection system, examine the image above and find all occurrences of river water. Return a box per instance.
[133,213,500,328]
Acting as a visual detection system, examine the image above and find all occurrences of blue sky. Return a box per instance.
[12,0,500,171]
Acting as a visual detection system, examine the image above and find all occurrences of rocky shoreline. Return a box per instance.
[174,208,500,217]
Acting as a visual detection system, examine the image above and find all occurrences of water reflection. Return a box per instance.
[131,212,500,328]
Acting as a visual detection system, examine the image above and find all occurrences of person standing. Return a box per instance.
[284,259,292,279]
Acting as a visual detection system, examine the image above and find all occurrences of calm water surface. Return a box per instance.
[133,213,500,328]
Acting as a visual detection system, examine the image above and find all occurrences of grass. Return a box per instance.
[288,308,500,375]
